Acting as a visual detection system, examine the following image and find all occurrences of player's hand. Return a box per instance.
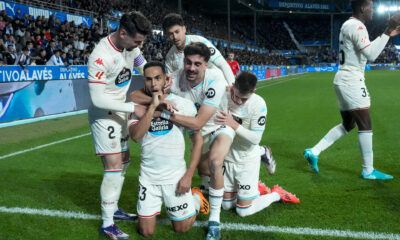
[163,75,174,92]
[134,104,148,119]
[215,110,239,130]
[151,92,161,108]
[386,13,400,35]
[158,99,178,113]
[176,173,192,194]
[225,84,233,92]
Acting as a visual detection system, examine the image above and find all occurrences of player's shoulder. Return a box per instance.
[249,93,267,109]
[166,45,178,58]
[88,37,112,65]
[342,18,366,32]
[187,34,207,42]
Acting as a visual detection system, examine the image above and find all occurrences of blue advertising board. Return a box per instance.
[0,0,93,26]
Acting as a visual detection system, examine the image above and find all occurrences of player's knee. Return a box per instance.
[173,223,191,233]
[208,157,223,172]
[140,226,155,238]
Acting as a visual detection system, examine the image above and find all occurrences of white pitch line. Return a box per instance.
[1,206,399,240]
[257,74,307,89]
[0,132,91,160]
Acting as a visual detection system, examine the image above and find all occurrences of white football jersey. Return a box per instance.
[170,68,228,135]
[335,17,371,85]
[225,93,267,162]
[165,34,223,74]
[88,35,146,119]
[128,94,197,184]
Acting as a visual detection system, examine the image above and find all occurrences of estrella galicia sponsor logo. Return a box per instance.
[205,88,215,98]
[239,184,251,190]
[115,68,131,87]
[149,119,173,135]
[209,47,216,56]
[166,203,188,212]
[232,115,242,124]
[258,116,266,126]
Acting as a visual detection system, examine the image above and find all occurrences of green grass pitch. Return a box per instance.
[0,70,399,240]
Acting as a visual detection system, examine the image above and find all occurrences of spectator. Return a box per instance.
[16,47,31,71]
[35,49,48,65]
[4,45,17,65]
[46,49,64,66]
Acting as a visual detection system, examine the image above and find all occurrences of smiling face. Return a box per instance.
[183,54,208,84]
[144,66,166,96]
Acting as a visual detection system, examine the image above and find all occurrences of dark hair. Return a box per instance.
[119,11,152,37]
[235,71,258,94]
[162,13,184,31]
[350,0,369,13]
[143,61,166,75]
[184,42,210,62]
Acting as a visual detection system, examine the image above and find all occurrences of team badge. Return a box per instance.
[209,47,216,56]
[115,68,131,87]
[205,88,216,98]
[258,116,266,126]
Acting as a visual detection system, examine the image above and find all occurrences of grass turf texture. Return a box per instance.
[0,71,399,239]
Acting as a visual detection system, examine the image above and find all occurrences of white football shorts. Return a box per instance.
[89,112,129,155]
[334,83,370,111]
[202,125,235,153]
[223,159,260,200]
[136,179,197,221]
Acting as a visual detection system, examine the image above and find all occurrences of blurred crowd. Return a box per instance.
[1,0,399,68]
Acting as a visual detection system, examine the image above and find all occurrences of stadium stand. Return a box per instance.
[0,0,399,67]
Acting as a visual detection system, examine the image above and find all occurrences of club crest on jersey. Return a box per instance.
[209,47,216,56]
[115,68,131,87]
[205,88,216,98]
[149,118,173,135]
[258,116,266,126]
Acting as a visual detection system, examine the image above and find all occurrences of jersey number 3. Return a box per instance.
[339,50,345,65]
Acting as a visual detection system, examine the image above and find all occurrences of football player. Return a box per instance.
[128,61,209,237]
[304,0,400,179]
[87,11,151,239]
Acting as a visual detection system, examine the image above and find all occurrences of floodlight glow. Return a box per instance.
[378,5,385,14]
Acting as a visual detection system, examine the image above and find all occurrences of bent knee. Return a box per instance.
[173,224,191,233]
[140,228,155,238]
[222,200,235,210]
[236,208,250,217]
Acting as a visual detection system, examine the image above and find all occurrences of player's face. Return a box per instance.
[121,30,145,51]
[363,0,374,21]
[144,66,166,95]
[230,85,253,105]
[166,25,186,49]
[228,53,234,61]
[184,54,208,83]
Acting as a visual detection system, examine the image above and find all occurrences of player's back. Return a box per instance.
[165,35,224,74]
[335,18,369,85]
[129,94,197,184]
[226,93,267,162]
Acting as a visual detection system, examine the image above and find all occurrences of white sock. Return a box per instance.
[236,192,280,217]
[358,131,374,175]
[193,192,201,213]
[201,175,210,189]
[259,146,266,156]
[222,198,237,210]
[114,175,125,212]
[114,160,130,212]
[101,170,122,227]
[209,187,224,223]
[312,124,348,156]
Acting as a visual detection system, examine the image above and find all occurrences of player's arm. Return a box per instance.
[129,93,160,142]
[176,130,203,194]
[357,14,400,62]
[133,52,146,75]
[129,89,152,105]
[170,104,216,131]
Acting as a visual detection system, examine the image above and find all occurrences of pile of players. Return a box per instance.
[87,0,400,239]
